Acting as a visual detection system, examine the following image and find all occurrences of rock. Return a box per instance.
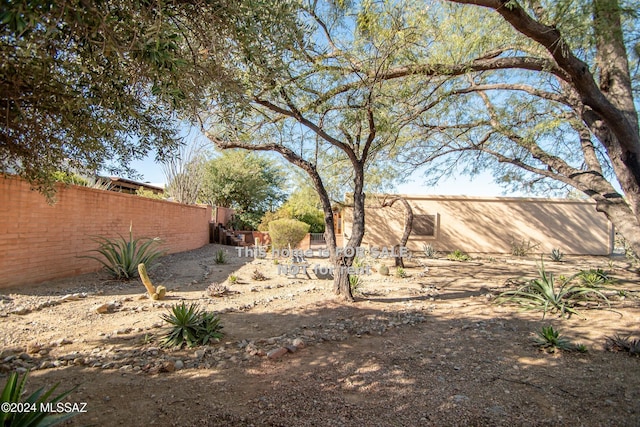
[159,361,175,372]
[285,345,298,353]
[174,360,184,370]
[52,338,73,347]
[94,303,111,314]
[292,338,305,348]
[26,342,42,354]
[194,350,205,359]
[115,328,132,335]
[10,306,31,315]
[267,347,288,360]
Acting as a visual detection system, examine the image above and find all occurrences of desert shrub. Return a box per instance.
[214,249,227,264]
[497,262,610,319]
[228,274,239,284]
[268,218,310,250]
[207,282,229,297]
[83,224,164,279]
[1,371,78,426]
[510,238,539,256]
[447,249,470,262]
[161,302,223,348]
[422,243,438,258]
[605,334,640,356]
[549,248,564,262]
[378,265,389,276]
[395,267,407,278]
[252,269,267,281]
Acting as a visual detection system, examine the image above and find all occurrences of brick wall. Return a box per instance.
[0,175,212,289]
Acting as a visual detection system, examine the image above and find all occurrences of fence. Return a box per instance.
[0,175,212,289]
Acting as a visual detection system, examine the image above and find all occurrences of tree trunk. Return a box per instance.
[593,194,640,257]
[381,196,414,268]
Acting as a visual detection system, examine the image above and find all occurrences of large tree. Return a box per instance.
[0,0,298,197]
[201,1,418,300]
[199,150,287,230]
[383,0,640,254]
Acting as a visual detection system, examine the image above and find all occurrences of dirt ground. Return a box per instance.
[1,244,639,426]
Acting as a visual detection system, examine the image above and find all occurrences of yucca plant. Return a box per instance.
[497,261,610,319]
[534,326,573,352]
[161,302,224,348]
[83,223,165,279]
[549,248,564,262]
[1,371,78,427]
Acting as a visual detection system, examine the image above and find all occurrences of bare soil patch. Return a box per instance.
[1,245,639,426]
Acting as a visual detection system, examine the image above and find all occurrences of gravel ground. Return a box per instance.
[1,244,639,426]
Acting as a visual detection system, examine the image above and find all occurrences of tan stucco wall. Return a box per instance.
[342,195,613,255]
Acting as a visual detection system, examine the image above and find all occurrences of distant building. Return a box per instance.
[101,176,164,195]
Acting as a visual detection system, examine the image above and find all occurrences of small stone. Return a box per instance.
[174,360,184,370]
[94,303,111,314]
[26,342,42,354]
[267,347,288,360]
[159,361,175,372]
[292,338,305,348]
[10,306,31,315]
[285,345,298,353]
[194,350,205,359]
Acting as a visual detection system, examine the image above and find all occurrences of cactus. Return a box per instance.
[156,285,166,299]
[379,265,389,276]
[138,263,155,295]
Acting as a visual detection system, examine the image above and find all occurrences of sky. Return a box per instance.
[129,152,525,198]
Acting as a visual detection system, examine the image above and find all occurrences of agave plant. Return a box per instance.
[83,223,165,279]
[578,268,615,288]
[549,248,564,262]
[497,261,610,319]
[1,371,78,427]
[534,326,573,352]
[161,302,223,348]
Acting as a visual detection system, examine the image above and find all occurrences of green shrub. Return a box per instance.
[349,274,362,295]
[214,249,227,264]
[83,224,165,279]
[578,268,615,287]
[395,267,407,278]
[1,371,78,427]
[447,249,470,262]
[228,274,239,284]
[497,262,610,319]
[268,218,310,250]
[161,302,224,348]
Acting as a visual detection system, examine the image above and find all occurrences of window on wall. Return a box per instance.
[413,214,437,237]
